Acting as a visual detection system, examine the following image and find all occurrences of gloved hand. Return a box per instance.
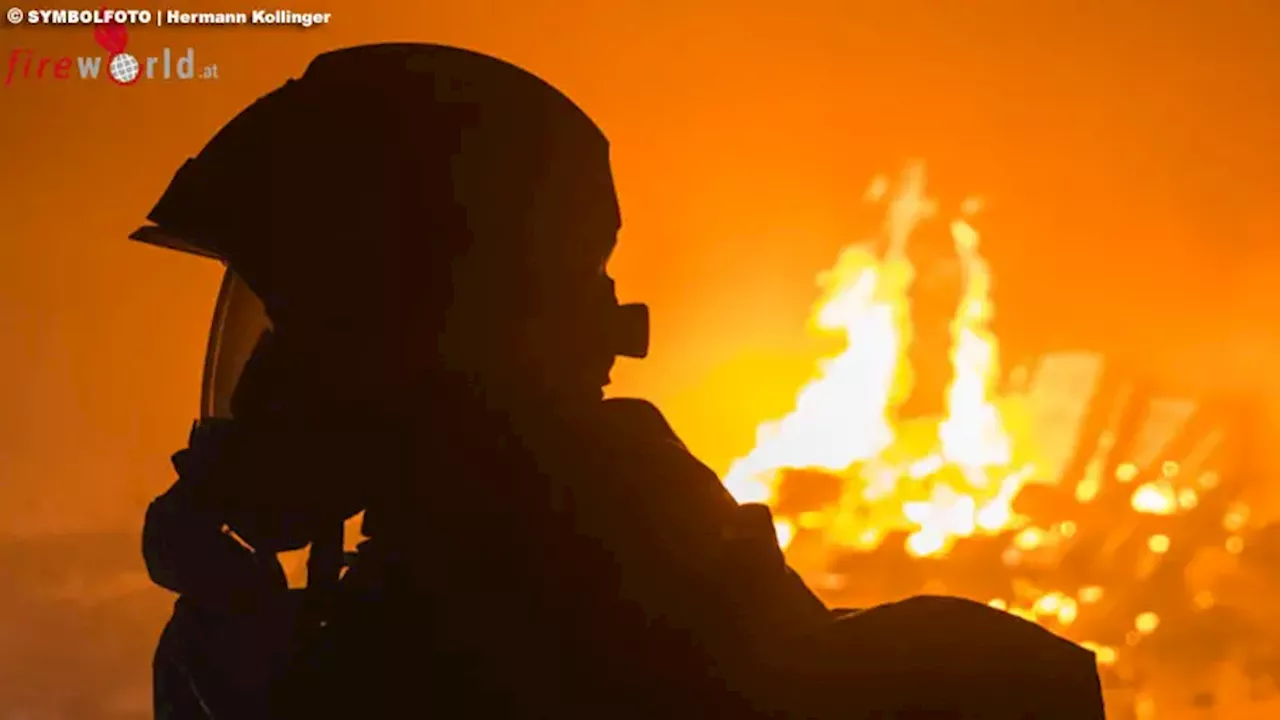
[143,420,288,607]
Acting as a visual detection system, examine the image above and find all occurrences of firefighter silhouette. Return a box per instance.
[134,43,1104,719]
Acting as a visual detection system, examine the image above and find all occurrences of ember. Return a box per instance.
[722,163,1277,718]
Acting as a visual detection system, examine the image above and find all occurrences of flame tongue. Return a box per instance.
[93,6,129,55]
[723,162,1023,558]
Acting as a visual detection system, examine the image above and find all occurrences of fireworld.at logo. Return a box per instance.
[3,12,218,86]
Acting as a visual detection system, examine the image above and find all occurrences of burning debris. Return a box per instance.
[722,163,1278,718]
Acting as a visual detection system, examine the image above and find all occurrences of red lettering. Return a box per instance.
[3,49,75,85]
[5,48,32,86]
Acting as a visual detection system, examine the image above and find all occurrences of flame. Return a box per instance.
[724,162,1034,558]
[717,163,1233,690]
[92,5,129,55]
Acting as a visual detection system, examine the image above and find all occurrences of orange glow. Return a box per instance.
[4,4,1280,720]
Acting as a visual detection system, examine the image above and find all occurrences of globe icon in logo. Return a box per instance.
[108,53,140,84]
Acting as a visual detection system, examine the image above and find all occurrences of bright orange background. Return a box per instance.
[1,1,1278,715]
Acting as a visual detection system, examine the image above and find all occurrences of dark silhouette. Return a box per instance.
[133,43,1105,718]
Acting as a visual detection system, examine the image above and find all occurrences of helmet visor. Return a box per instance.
[131,225,273,420]
[203,268,272,420]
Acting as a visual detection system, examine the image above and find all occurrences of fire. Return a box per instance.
[716,163,1260,712]
[723,162,1038,558]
